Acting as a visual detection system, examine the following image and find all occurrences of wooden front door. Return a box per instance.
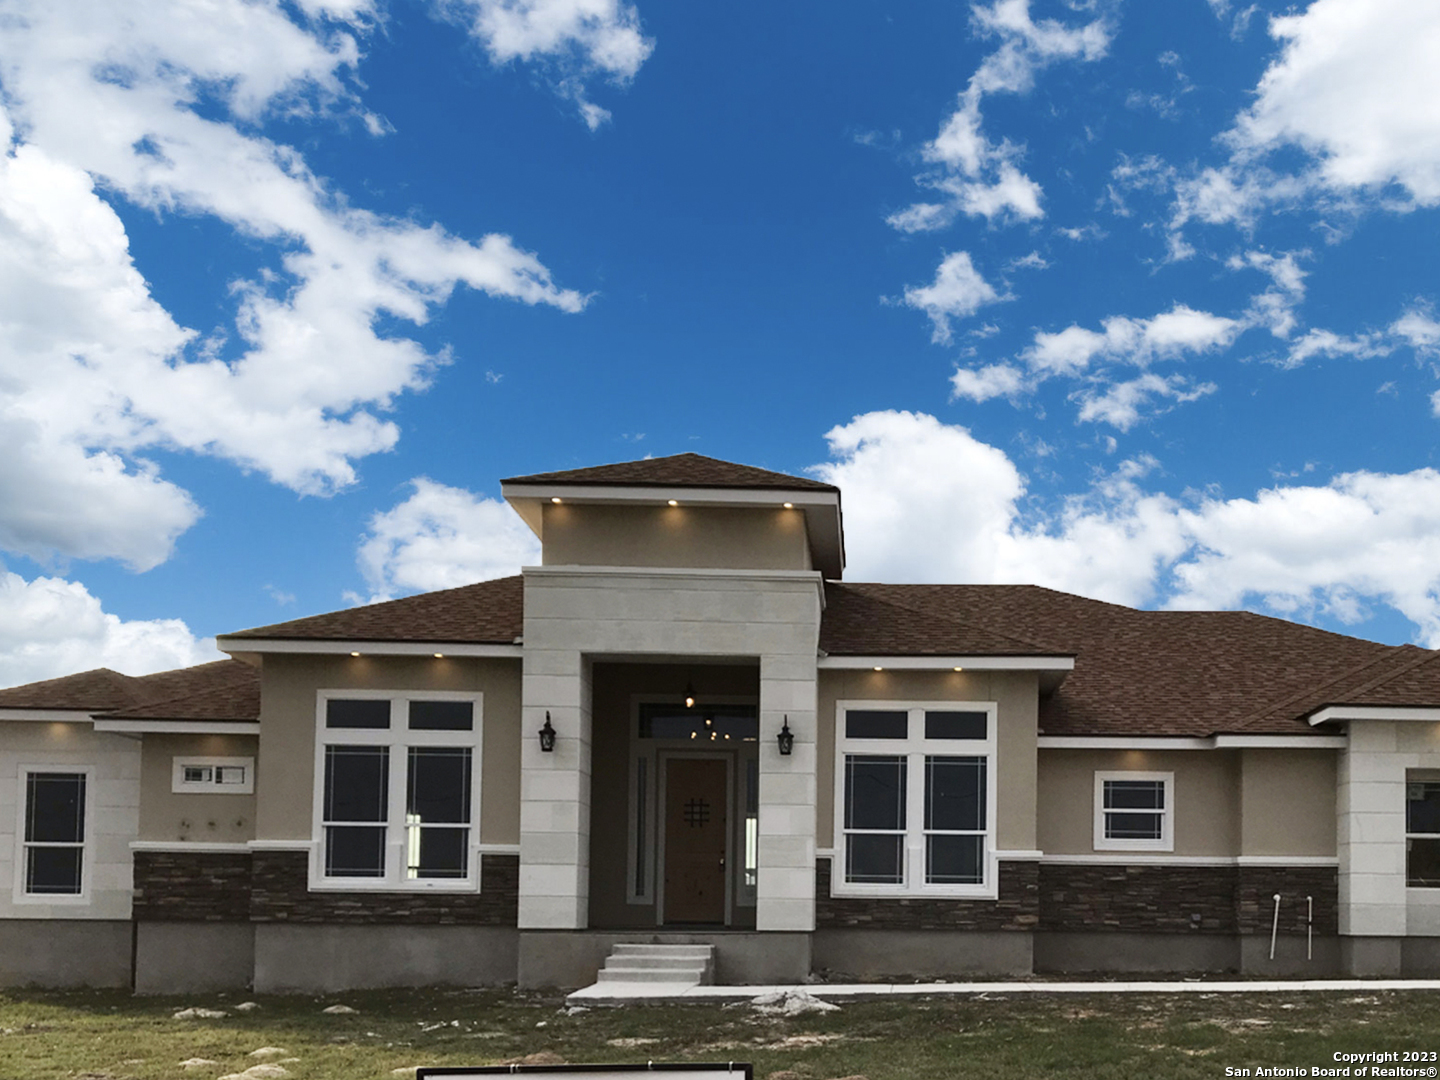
[663,757,728,924]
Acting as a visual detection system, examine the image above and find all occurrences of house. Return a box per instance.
[3,452,1440,992]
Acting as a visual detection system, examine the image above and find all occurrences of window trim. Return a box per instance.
[1406,776,1440,888]
[1093,771,1175,853]
[310,689,483,893]
[831,699,999,900]
[12,764,95,906]
[172,756,255,794]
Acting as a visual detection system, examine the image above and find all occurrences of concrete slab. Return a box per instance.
[567,977,1440,1004]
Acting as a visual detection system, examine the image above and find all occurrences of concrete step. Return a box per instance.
[596,965,709,984]
[603,955,708,971]
[610,944,714,960]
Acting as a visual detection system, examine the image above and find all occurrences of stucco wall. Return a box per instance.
[541,503,812,572]
[0,721,139,920]
[816,668,1039,853]
[139,733,258,844]
[254,654,522,845]
[1240,748,1337,857]
[1037,749,1240,856]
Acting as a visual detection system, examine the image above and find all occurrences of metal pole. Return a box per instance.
[1307,895,1313,961]
[1270,893,1281,961]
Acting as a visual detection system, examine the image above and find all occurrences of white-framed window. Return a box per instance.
[13,766,93,903]
[311,690,482,892]
[1093,771,1174,852]
[1406,777,1440,887]
[832,701,997,899]
[172,756,254,794]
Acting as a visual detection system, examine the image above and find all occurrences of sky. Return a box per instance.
[3,0,1440,686]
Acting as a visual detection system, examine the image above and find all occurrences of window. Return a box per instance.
[1407,780,1440,887]
[1094,771,1174,852]
[17,770,88,899]
[313,691,482,890]
[833,701,996,898]
[172,756,254,794]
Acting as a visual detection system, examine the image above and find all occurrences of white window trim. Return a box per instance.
[12,764,95,906]
[831,699,999,901]
[310,689,483,893]
[1093,771,1174,853]
[172,756,255,794]
[1406,778,1440,889]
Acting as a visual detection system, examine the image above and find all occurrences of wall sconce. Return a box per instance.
[777,715,794,756]
[538,712,556,753]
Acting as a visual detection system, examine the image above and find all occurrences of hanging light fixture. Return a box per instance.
[538,712,557,752]
[684,682,696,709]
[777,715,794,756]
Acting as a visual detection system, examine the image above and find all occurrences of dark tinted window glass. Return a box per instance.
[927,834,983,884]
[411,828,468,879]
[326,698,390,729]
[1107,812,1163,840]
[924,711,987,740]
[925,756,985,831]
[325,826,386,877]
[25,773,85,843]
[638,703,758,741]
[844,755,906,830]
[1105,780,1166,811]
[26,848,83,894]
[845,833,903,884]
[1409,782,1440,834]
[409,700,473,731]
[324,746,389,822]
[1409,837,1440,887]
[407,748,472,823]
[845,710,908,739]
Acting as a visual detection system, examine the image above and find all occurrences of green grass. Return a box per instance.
[1,987,1437,1080]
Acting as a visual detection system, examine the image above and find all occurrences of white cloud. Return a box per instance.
[1282,328,1390,368]
[357,478,541,600]
[1230,249,1307,337]
[1074,373,1217,431]
[815,410,1440,645]
[900,251,1002,344]
[888,0,1108,231]
[1392,309,1440,354]
[437,0,654,129]
[0,0,589,567]
[1025,304,1240,377]
[0,570,222,688]
[950,362,1028,402]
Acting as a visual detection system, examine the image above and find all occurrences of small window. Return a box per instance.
[1407,780,1440,887]
[924,711,987,740]
[21,772,87,897]
[326,699,391,729]
[172,756,255,794]
[409,700,473,731]
[845,710,908,740]
[1094,772,1174,852]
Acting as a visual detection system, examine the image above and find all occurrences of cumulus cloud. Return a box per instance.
[0,570,222,689]
[815,410,1440,645]
[357,478,541,600]
[436,0,654,128]
[900,251,1003,344]
[0,0,589,567]
[888,0,1109,232]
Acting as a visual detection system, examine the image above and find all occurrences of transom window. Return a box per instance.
[172,756,254,793]
[833,701,996,898]
[1407,779,1440,887]
[18,770,88,898]
[1094,771,1174,852]
[313,691,482,891]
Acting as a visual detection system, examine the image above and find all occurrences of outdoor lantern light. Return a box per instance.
[684,682,696,709]
[539,712,556,753]
[777,715,794,756]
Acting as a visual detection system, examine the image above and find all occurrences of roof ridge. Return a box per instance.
[1320,644,1440,705]
[96,664,254,719]
[1236,643,1425,728]
[829,582,1065,654]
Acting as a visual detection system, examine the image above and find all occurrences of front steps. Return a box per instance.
[594,943,715,989]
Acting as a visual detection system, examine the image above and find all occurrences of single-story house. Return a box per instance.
[3,452,1440,992]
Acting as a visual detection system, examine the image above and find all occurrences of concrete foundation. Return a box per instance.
[134,922,255,994]
[1035,932,1239,974]
[0,920,132,988]
[1400,937,1440,975]
[517,930,812,988]
[1342,936,1403,976]
[253,924,518,992]
[813,930,1032,979]
[1238,934,1340,976]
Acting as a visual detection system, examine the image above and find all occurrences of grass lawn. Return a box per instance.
[1,986,1437,1080]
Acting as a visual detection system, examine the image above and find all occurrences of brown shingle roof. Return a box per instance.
[223,575,524,643]
[503,452,837,492]
[0,659,257,723]
[822,582,1064,656]
[1329,649,1440,709]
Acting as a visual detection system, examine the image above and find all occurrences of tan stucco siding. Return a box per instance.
[816,669,1039,854]
[1239,748,1337,858]
[1037,749,1241,856]
[255,655,521,845]
[541,503,812,572]
[138,733,258,843]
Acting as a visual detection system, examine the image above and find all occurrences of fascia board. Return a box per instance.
[0,708,98,723]
[820,655,1074,671]
[1040,734,1349,750]
[216,638,523,658]
[93,720,260,735]
[1309,705,1440,726]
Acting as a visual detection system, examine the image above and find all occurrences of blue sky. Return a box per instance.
[3,0,1440,685]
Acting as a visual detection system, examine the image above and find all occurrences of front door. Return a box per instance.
[663,757,728,924]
